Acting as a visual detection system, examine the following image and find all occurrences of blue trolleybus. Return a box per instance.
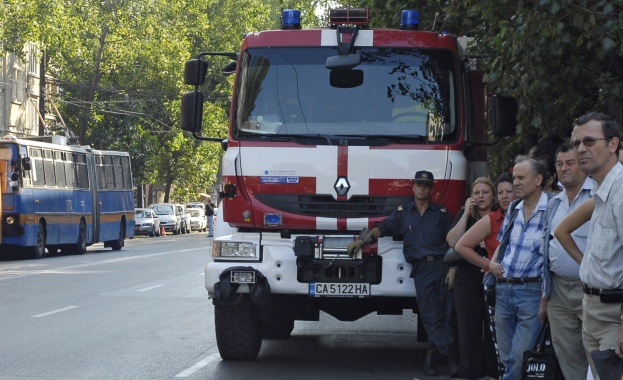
[0,135,135,259]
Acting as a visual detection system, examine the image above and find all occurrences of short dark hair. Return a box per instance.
[495,172,513,188]
[574,112,621,154]
[554,143,573,158]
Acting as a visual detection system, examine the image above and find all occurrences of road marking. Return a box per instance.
[32,306,79,318]
[175,353,221,377]
[137,284,164,292]
[0,248,205,281]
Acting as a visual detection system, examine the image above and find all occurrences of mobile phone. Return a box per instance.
[599,289,623,303]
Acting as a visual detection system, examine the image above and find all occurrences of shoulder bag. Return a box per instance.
[521,322,563,380]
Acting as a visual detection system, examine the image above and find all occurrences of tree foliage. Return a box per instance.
[1,0,320,203]
[6,1,619,193]
[346,0,623,174]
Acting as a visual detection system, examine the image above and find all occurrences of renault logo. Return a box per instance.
[334,177,350,196]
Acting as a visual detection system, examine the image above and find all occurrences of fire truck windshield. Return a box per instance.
[234,47,458,143]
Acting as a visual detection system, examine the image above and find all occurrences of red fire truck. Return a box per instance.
[181,8,515,360]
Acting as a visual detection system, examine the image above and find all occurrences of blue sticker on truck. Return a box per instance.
[260,176,299,184]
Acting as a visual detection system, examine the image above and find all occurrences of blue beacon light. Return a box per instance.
[282,9,302,30]
[399,10,420,30]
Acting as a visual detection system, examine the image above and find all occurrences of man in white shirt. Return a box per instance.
[538,144,593,379]
[569,112,623,378]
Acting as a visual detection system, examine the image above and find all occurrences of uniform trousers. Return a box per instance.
[411,258,454,354]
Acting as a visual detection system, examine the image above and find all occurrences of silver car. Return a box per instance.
[150,203,181,235]
[134,208,160,237]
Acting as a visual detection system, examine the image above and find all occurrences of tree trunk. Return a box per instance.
[79,25,109,145]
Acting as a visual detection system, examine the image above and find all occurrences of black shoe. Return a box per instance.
[442,353,460,377]
[424,347,438,376]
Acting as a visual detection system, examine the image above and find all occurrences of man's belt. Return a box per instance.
[496,276,541,284]
[413,254,444,263]
[583,284,623,303]
[583,283,602,295]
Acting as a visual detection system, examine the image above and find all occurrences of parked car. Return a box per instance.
[134,208,160,237]
[149,203,181,235]
[189,208,207,232]
[186,202,205,210]
[176,204,192,234]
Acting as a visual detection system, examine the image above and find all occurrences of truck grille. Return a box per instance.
[255,194,410,218]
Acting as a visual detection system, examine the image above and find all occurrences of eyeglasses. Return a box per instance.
[570,137,608,150]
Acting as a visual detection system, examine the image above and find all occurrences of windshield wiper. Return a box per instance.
[258,133,334,145]
[361,134,427,142]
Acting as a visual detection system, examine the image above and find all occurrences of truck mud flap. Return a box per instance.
[213,266,271,307]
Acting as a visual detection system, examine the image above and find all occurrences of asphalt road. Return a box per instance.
[0,233,454,380]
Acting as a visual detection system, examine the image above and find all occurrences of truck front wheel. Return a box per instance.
[261,299,295,339]
[214,294,262,360]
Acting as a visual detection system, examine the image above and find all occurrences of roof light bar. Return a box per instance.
[328,8,369,26]
[399,10,420,30]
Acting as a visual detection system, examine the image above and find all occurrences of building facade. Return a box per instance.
[0,43,54,138]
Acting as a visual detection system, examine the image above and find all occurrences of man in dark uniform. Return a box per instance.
[347,170,457,377]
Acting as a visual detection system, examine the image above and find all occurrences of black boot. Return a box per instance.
[424,347,438,376]
[442,353,460,377]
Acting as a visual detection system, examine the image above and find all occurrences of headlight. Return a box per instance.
[6,216,15,225]
[212,241,258,260]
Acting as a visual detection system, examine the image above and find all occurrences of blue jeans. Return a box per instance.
[208,215,214,236]
[494,282,542,380]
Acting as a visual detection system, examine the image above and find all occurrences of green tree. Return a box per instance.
[346,1,623,175]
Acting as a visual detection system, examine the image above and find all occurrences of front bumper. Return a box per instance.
[205,234,416,298]
[161,223,177,231]
[134,225,153,234]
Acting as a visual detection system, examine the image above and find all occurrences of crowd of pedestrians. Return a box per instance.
[348,111,623,379]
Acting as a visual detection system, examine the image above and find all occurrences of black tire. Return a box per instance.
[73,221,87,255]
[173,224,179,235]
[148,226,155,237]
[215,295,262,360]
[109,222,124,251]
[30,222,46,259]
[261,298,295,339]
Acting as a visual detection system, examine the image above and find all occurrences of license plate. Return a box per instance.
[309,282,370,298]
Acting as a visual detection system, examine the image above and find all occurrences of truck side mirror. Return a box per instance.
[180,92,204,133]
[222,61,237,76]
[492,95,518,137]
[184,59,209,86]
